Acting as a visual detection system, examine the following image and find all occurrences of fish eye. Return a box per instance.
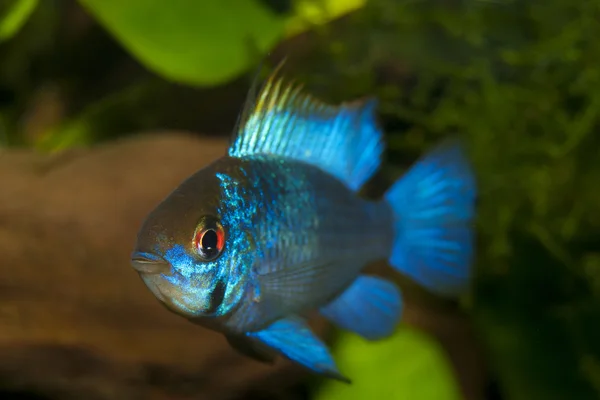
[193,216,225,261]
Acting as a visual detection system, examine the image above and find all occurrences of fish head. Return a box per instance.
[131,158,252,321]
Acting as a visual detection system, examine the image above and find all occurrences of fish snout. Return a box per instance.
[130,251,170,275]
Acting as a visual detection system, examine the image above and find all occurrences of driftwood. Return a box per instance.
[0,132,485,400]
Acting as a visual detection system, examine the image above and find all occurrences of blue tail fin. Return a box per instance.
[384,138,477,297]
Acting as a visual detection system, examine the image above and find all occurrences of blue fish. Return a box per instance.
[130,65,477,382]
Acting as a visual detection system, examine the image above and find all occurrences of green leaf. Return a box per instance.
[0,0,38,42]
[77,0,286,86]
[76,0,367,87]
[315,326,462,400]
[286,0,366,36]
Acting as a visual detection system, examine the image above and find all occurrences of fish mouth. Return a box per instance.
[130,251,170,275]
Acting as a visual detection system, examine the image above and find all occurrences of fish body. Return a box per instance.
[131,66,477,382]
[138,155,392,332]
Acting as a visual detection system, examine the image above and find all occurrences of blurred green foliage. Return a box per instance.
[0,0,366,150]
[1,0,599,399]
[78,0,285,86]
[0,0,38,42]
[315,326,462,400]
[77,0,366,86]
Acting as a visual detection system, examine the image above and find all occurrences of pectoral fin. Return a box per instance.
[247,316,350,383]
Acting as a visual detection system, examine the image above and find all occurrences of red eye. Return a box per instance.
[194,217,225,261]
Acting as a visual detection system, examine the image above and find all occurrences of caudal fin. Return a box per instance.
[384,138,477,297]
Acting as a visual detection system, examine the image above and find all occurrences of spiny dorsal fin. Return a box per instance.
[228,62,384,192]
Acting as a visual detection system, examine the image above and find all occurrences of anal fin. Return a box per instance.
[320,275,403,341]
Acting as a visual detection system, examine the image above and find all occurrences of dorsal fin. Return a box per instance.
[228,62,384,192]
[230,56,270,142]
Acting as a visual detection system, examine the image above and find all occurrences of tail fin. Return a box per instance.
[384,138,477,297]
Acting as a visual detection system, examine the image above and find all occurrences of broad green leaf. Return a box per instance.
[76,0,367,87]
[315,326,462,400]
[77,0,286,86]
[286,0,366,36]
[0,0,38,42]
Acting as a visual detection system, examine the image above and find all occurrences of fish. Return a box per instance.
[130,64,477,383]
